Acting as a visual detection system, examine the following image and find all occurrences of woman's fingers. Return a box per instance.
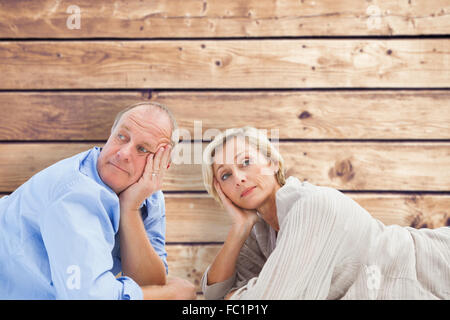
[214,178,234,207]
[213,178,224,198]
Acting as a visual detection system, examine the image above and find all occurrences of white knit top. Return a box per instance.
[201,177,450,299]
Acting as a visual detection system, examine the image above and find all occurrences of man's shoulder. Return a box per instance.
[34,148,106,200]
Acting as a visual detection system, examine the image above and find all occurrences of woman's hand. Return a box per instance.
[119,145,172,212]
[206,179,259,287]
[213,178,259,230]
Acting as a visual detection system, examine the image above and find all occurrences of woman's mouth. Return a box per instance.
[241,186,256,198]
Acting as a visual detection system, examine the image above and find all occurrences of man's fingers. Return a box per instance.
[143,153,154,179]
[152,147,165,174]
[160,145,172,170]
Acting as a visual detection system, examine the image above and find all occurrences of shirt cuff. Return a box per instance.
[201,265,236,300]
[229,277,258,300]
[117,276,143,300]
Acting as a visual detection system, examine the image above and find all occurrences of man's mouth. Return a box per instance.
[109,162,128,174]
[241,186,256,198]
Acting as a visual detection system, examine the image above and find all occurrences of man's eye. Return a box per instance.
[118,134,126,140]
[138,146,149,153]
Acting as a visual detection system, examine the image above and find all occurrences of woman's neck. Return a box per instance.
[257,183,281,232]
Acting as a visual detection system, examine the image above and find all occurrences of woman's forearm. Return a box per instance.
[207,222,253,285]
[119,208,166,286]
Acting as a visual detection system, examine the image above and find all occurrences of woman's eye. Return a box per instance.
[221,173,230,181]
[242,158,251,166]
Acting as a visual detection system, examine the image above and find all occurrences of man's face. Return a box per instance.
[97,106,172,194]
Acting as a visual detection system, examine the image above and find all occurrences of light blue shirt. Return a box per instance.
[0,147,167,299]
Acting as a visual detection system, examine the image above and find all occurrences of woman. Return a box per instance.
[200,126,450,300]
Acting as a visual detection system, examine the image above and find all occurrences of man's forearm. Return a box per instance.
[119,208,166,286]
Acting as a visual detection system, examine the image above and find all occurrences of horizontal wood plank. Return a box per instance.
[0,142,449,192]
[166,244,221,292]
[0,40,448,89]
[1,90,449,140]
[169,142,450,192]
[164,193,450,242]
[0,0,449,38]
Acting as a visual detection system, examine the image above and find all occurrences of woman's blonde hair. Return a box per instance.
[202,126,286,205]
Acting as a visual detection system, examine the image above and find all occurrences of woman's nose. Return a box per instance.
[235,171,246,185]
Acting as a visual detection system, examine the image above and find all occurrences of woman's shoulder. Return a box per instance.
[277,177,341,210]
[277,177,352,229]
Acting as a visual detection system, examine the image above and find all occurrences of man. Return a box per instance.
[0,101,196,299]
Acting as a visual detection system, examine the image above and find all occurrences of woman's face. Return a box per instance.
[212,136,280,210]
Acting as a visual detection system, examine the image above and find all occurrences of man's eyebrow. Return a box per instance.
[121,125,155,151]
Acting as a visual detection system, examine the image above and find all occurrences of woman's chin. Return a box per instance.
[235,198,262,211]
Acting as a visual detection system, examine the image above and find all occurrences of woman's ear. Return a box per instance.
[261,159,279,176]
[270,159,279,175]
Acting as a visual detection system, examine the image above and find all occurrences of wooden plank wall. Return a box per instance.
[0,0,449,295]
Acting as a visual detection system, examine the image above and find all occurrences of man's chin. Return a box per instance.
[99,174,126,194]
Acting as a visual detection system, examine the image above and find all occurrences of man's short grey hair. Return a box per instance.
[111,101,179,147]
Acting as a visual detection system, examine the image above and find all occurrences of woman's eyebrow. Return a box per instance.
[234,151,244,160]
[215,164,224,175]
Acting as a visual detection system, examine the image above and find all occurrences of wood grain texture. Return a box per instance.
[166,244,221,292]
[1,90,449,140]
[168,142,450,192]
[0,40,448,89]
[165,193,450,242]
[0,0,449,38]
[0,142,449,192]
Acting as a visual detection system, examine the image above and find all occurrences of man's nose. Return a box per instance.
[116,143,133,161]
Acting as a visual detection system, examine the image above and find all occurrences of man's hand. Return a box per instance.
[118,145,172,286]
[166,277,198,300]
[141,276,197,300]
[119,145,172,212]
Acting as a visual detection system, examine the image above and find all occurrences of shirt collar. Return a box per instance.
[80,147,154,210]
[79,146,113,192]
[275,176,306,228]
[79,147,131,203]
